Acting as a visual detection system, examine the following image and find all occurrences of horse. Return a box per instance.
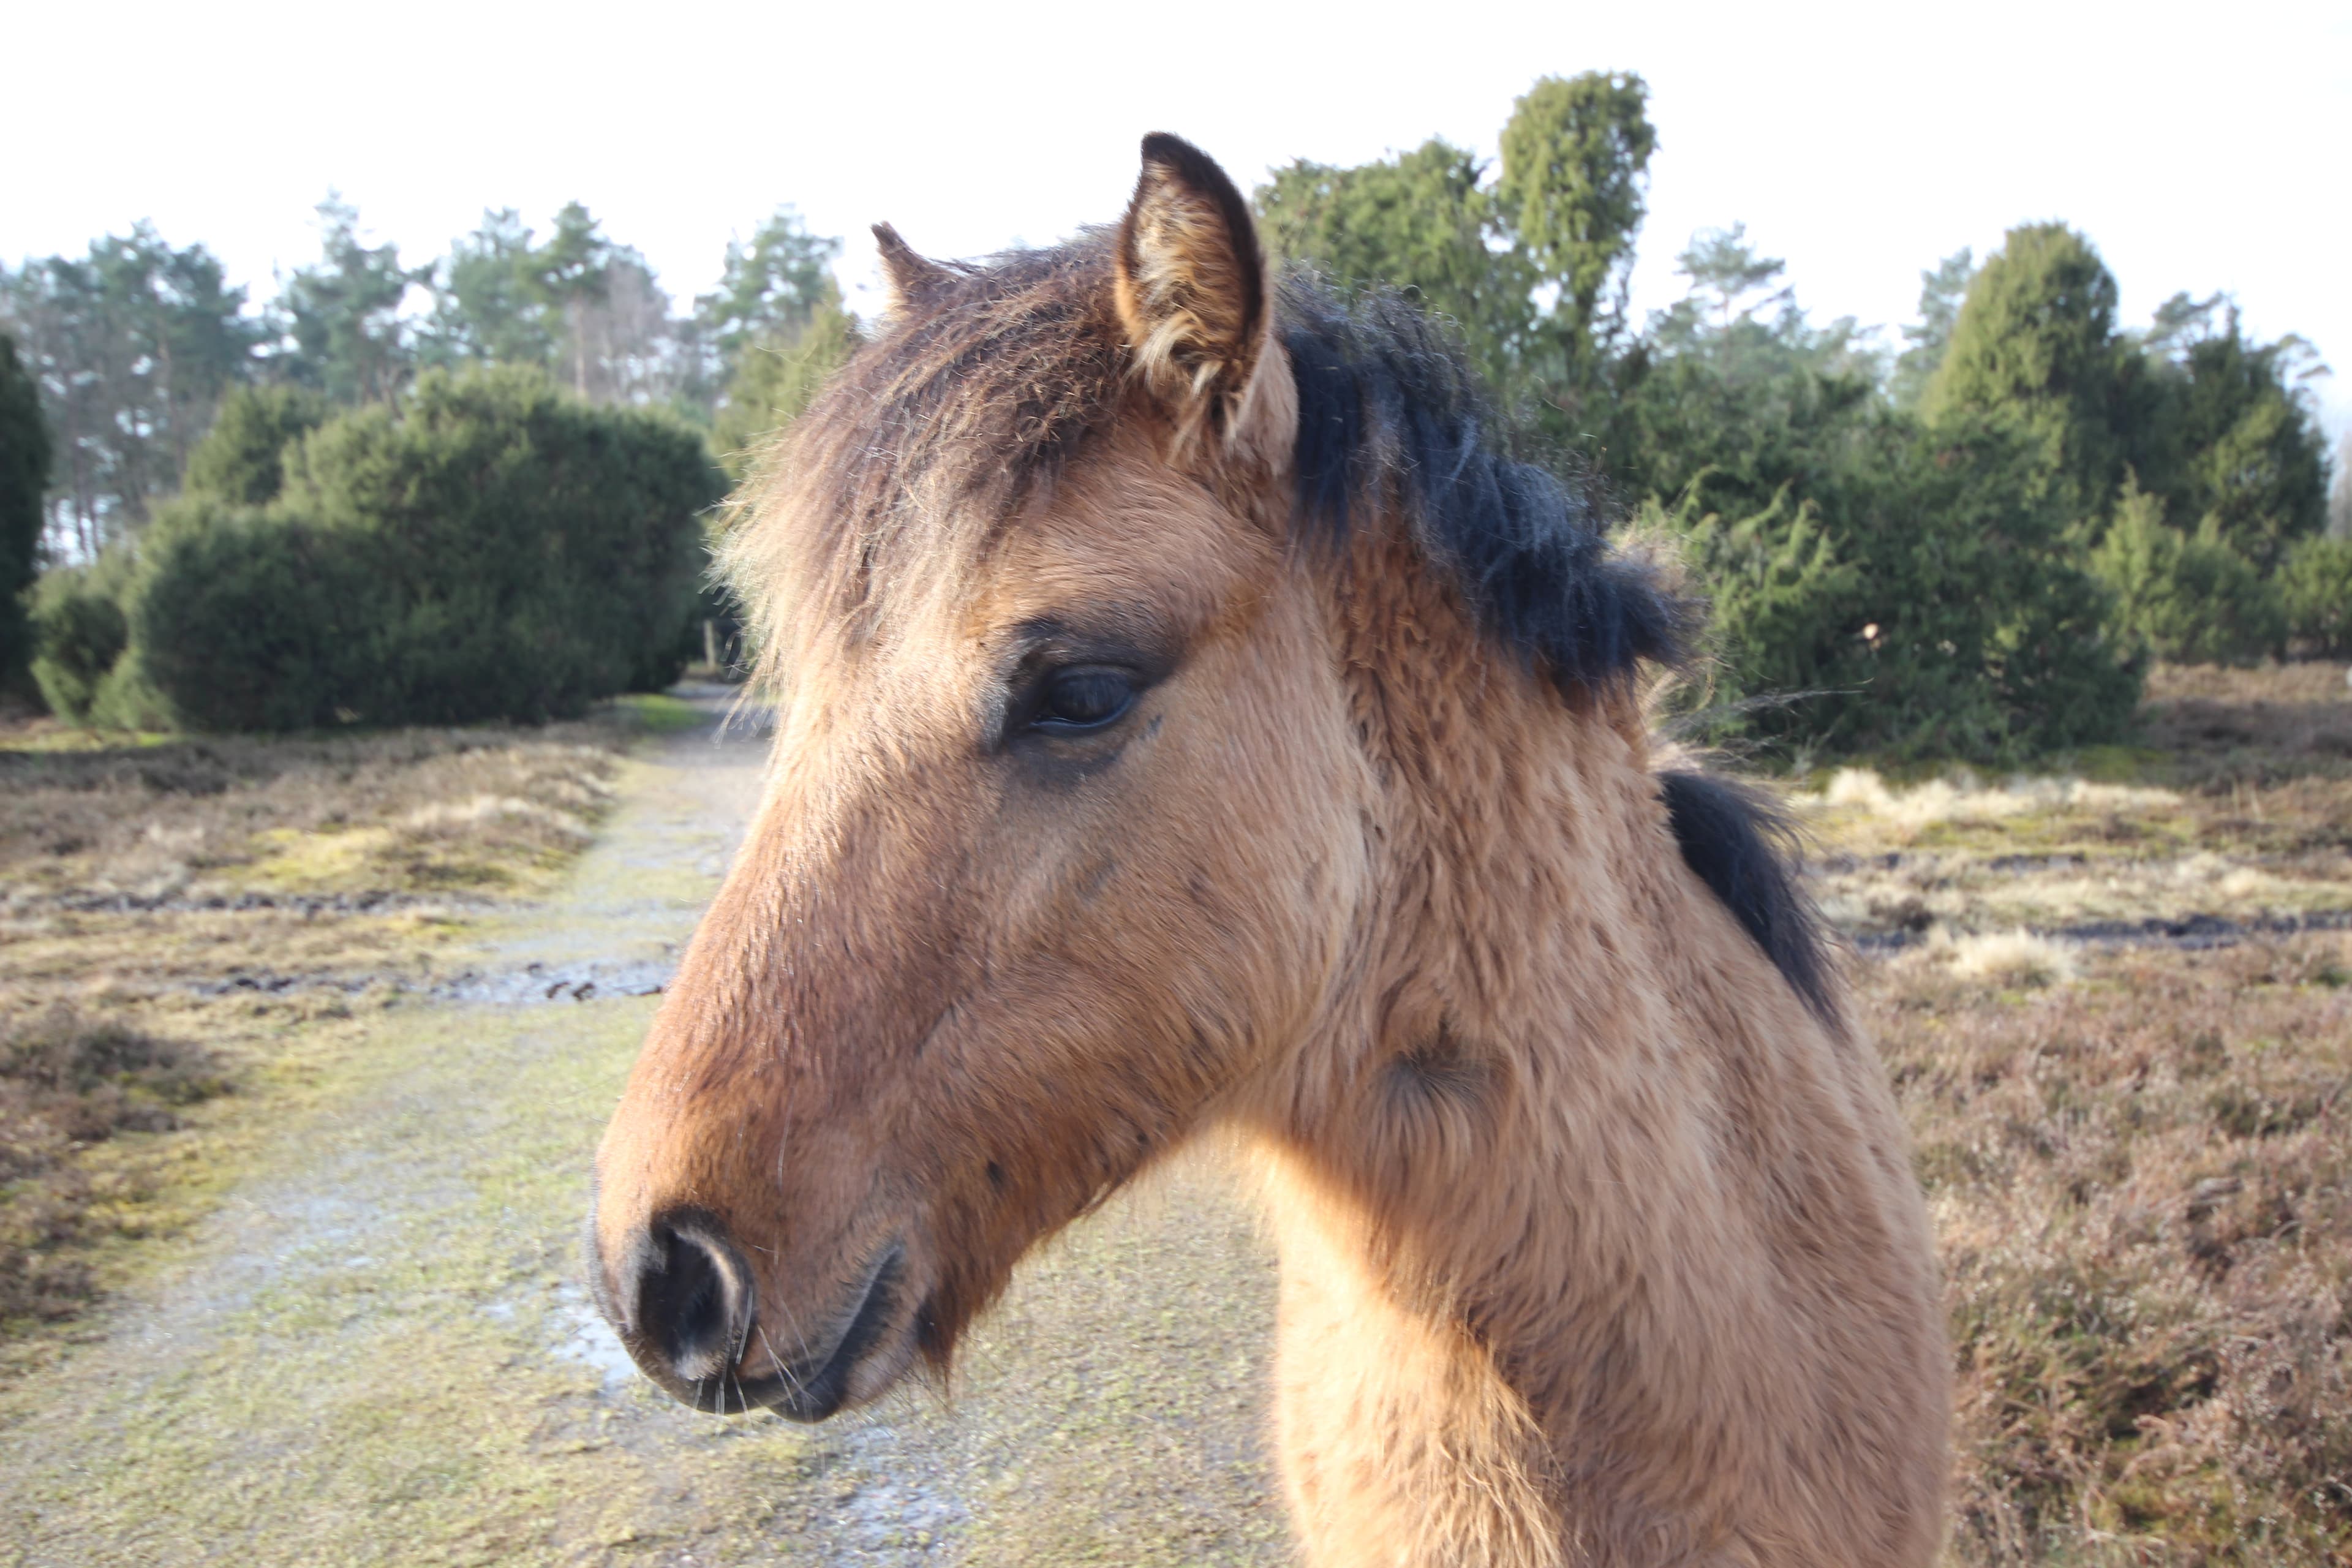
[588,134,1949,1566]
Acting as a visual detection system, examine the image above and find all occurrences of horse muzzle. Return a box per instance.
[590,1207,911,1422]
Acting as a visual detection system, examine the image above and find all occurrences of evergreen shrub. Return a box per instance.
[2092,480,2283,665]
[1659,416,2143,762]
[2278,535,2352,658]
[182,385,329,506]
[130,500,386,731]
[0,333,50,699]
[28,556,132,723]
[130,368,723,731]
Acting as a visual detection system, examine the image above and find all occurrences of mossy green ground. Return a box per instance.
[0,706,1283,1567]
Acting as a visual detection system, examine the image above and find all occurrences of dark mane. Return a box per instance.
[1657,770,1838,1023]
[1277,276,1691,695]
[1270,280,1825,1013]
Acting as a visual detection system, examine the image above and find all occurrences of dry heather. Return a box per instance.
[1793,663,2352,1565]
[0,703,677,1336]
[0,1006,230,1320]
[2140,662,2352,791]
[1873,937,2352,1566]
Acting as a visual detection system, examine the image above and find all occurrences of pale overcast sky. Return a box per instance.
[8,0,2348,442]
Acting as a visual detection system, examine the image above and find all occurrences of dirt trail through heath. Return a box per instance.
[0,693,1286,1567]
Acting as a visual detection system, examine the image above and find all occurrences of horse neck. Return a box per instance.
[1237,515,1949,1567]
[1244,518,1782,1542]
[1306,518,1690,1134]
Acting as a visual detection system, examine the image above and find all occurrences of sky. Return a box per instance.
[7,0,2348,444]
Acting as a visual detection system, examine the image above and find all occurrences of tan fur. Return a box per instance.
[1114,138,1276,462]
[872,221,954,317]
[1237,525,1947,1565]
[594,140,1948,1567]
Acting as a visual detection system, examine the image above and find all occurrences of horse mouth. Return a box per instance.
[728,1243,910,1423]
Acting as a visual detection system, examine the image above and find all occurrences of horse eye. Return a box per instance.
[1030,668,1137,734]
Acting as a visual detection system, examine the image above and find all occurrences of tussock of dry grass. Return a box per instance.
[1801,671,2352,941]
[1817,769,2184,831]
[1931,928,2081,989]
[1,727,621,908]
[2146,663,2352,707]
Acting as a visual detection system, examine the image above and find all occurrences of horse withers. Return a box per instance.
[588,134,1948,1567]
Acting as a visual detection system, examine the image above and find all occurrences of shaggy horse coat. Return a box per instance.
[590,135,1950,1567]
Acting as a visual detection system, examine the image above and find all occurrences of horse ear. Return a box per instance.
[873,223,952,314]
[1114,134,1280,456]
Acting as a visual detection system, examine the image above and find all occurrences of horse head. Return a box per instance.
[590,136,1375,1417]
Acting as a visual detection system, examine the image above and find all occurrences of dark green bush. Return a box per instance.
[182,385,329,506]
[129,499,388,732]
[83,646,175,732]
[2092,479,2283,664]
[130,369,724,731]
[629,611,697,695]
[1662,414,2143,763]
[273,368,722,725]
[0,333,49,701]
[28,557,132,723]
[2278,535,2352,658]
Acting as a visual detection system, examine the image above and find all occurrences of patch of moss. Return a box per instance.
[245,824,397,889]
[605,693,713,736]
[2060,743,2171,785]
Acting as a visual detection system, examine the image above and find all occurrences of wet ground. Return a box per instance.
[0,693,1286,1567]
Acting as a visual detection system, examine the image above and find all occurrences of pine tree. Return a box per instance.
[1498,72,1657,385]
[0,331,52,696]
[711,298,861,478]
[2141,297,2330,573]
[422,209,560,370]
[1255,140,1530,391]
[274,196,421,405]
[695,209,842,389]
[1924,223,2130,524]
[1891,249,1974,409]
[1,227,260,548]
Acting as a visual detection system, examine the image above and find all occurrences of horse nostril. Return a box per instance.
[630,1210,756,1385]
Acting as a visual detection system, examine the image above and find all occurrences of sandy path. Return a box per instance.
[0,693,1287,1567]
